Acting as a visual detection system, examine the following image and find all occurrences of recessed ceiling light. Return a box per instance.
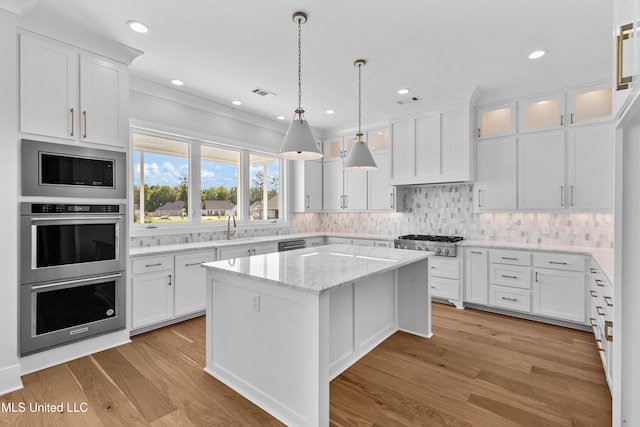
[276,115,286,120]
[528,50,546,60]
[325,109,335,114]
[398,88,410,95]
[127,20,148,34]
[232,100,243,106]
[171,79,184,86]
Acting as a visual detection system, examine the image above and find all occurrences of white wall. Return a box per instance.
[0,7,23,395]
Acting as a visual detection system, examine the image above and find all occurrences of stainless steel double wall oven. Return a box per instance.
[20,140,127,356]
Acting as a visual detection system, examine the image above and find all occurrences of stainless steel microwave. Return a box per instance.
[22,139,126,199]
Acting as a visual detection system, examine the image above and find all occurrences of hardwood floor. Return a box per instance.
[0,303,611,426]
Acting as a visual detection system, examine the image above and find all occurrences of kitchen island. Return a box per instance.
[201,244,432,427]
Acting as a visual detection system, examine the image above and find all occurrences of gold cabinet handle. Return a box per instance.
[306,195,310,209]
[596,339,605,352]
[82,110,87,138]
[501,256,518,260]
[549,261,568,265]
[560,186,564,207]
[70,108,75,136]
[535,271,539,282]
[560,115,564,126]
[589,317,597,327]
[595,279,605,287]
[145,262,162,268]
[470,251,483,254]
[390,192,394,209]
[570,113,574,124]
[605,320,613,342]
[570,185,574,207]
[589,290,597,298]
[477,128,481,138]
[168,274,172,286]
[604,296,614,307]
[501,296,518,302]
[184,262,203,267]
[617,23,634,90]
[478,189,482,208]
[595,306,606,316]
[589,268,598,274]
[501,274,518,279]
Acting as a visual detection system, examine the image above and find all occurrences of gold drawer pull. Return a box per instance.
[605,320,613,342]
[589,268,598,274]
[589,317,597,327]
[501,274,518,279]
[589,290,597,298]
[617,23,634,90]
[184,262,203,267]
[603,296,614,307]
[549,261,568,265]
[596,339,605,352]
[595,279,605,287]
[501,296,518,302]
[595,306,606,316]
[145,262,162,268]
[501,256,518,260]
[470,251,483,254]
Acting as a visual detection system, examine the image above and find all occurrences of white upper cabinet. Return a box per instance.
[19,32,129,149]
[322,135,367,211]
[367,129,398,211]
[567,84,613,126]
[390,103,473,185]
[518,130,566,210]
[566,124,615,210]
[476,103,516,139]
[291,159,323,212]
[476,136,517,210]
[518,93,565,133]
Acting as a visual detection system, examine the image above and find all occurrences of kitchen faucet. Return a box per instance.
[227,213,236,240]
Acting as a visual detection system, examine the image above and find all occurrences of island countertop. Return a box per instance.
[201,244,433,295]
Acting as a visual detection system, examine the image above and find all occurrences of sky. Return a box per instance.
[133,151,279,190]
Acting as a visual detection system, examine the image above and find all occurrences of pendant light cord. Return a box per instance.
[297,17,302,115]
[358,62,362,136]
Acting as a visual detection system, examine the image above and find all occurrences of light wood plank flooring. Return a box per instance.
[0,303,611,426]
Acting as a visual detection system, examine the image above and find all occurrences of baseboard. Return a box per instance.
[0,363,23,397]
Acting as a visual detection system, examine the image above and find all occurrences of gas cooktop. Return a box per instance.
[397,235,464,243]
[394,235,464,256]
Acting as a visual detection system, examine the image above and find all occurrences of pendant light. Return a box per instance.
[279,11,323,160]
[344,59,377,171]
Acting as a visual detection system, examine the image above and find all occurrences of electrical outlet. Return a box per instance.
[251,294,260,312]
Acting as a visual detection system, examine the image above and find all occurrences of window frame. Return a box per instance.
[130,125,288,235]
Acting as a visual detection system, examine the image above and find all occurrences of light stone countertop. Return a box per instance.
[201,244,432,295]
[460,240,614,282]
[128,232,396,257]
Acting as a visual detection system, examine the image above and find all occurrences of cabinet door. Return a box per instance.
[218,245,252,260]
[567,124,614,210]
[476,136,517,210]
[323,160,344,211]
[465,249,488,304]
[533,268,585,323]
[440,107,469,180]
[80,55,127,147]
[344,169,367,210]
[304,160,323,211]
[174,251,214,317]
[390,119,413,181]
[414,113,440,180]
[518,93,565,133]
[323,137,343,160]
[251,243,278,256]
[477,103,516,139]
[132,270,174,329]
[518,131,566,209]
[567,85,612,126]
[368,151,395,210]
[20,33,78,140]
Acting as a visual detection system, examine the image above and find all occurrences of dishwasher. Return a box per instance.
[278,239,306,252]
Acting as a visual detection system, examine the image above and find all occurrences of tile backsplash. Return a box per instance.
[130,225,293,247]
[291,183,614,248]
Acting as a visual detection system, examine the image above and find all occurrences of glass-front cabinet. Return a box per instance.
[476,103,516,139]
[518,93,565,133]
[567,84,612,126]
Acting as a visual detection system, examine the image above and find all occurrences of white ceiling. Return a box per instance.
[20,0,612,134]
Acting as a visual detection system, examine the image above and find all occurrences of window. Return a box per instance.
[201,145,240,222]
[133,134,189,224]
[249,154,280,220]
[131,130,285,228]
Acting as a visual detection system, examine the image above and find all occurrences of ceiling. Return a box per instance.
[20,0,612,133]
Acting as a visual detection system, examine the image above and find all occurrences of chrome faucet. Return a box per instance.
[227,214,236,240]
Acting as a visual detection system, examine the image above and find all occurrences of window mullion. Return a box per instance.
[240,150,250,222]
[190,140,201,223]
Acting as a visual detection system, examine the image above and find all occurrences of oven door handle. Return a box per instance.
[30,216,124,222]
[31,273,123,290]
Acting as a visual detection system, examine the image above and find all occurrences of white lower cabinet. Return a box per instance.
[533,268,585,323]
[489,285,531,313]
[132,250,214,332]
[217,242,278,260]
[132,256,174,329]
[429,257,462,308]
[464,248,488,304]
[174,251,215,317]
[488,249,533,313]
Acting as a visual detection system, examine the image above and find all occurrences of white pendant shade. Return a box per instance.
[344,140,377,171]
[279,117,323,160]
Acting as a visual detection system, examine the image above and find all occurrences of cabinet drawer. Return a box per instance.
[489,249,531,266]
[490,285,531,313]
[429,258,460,280]
[533,252,585,272]
[430,277,460,300]
[132,256,174,275]
[490,264,531,289]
